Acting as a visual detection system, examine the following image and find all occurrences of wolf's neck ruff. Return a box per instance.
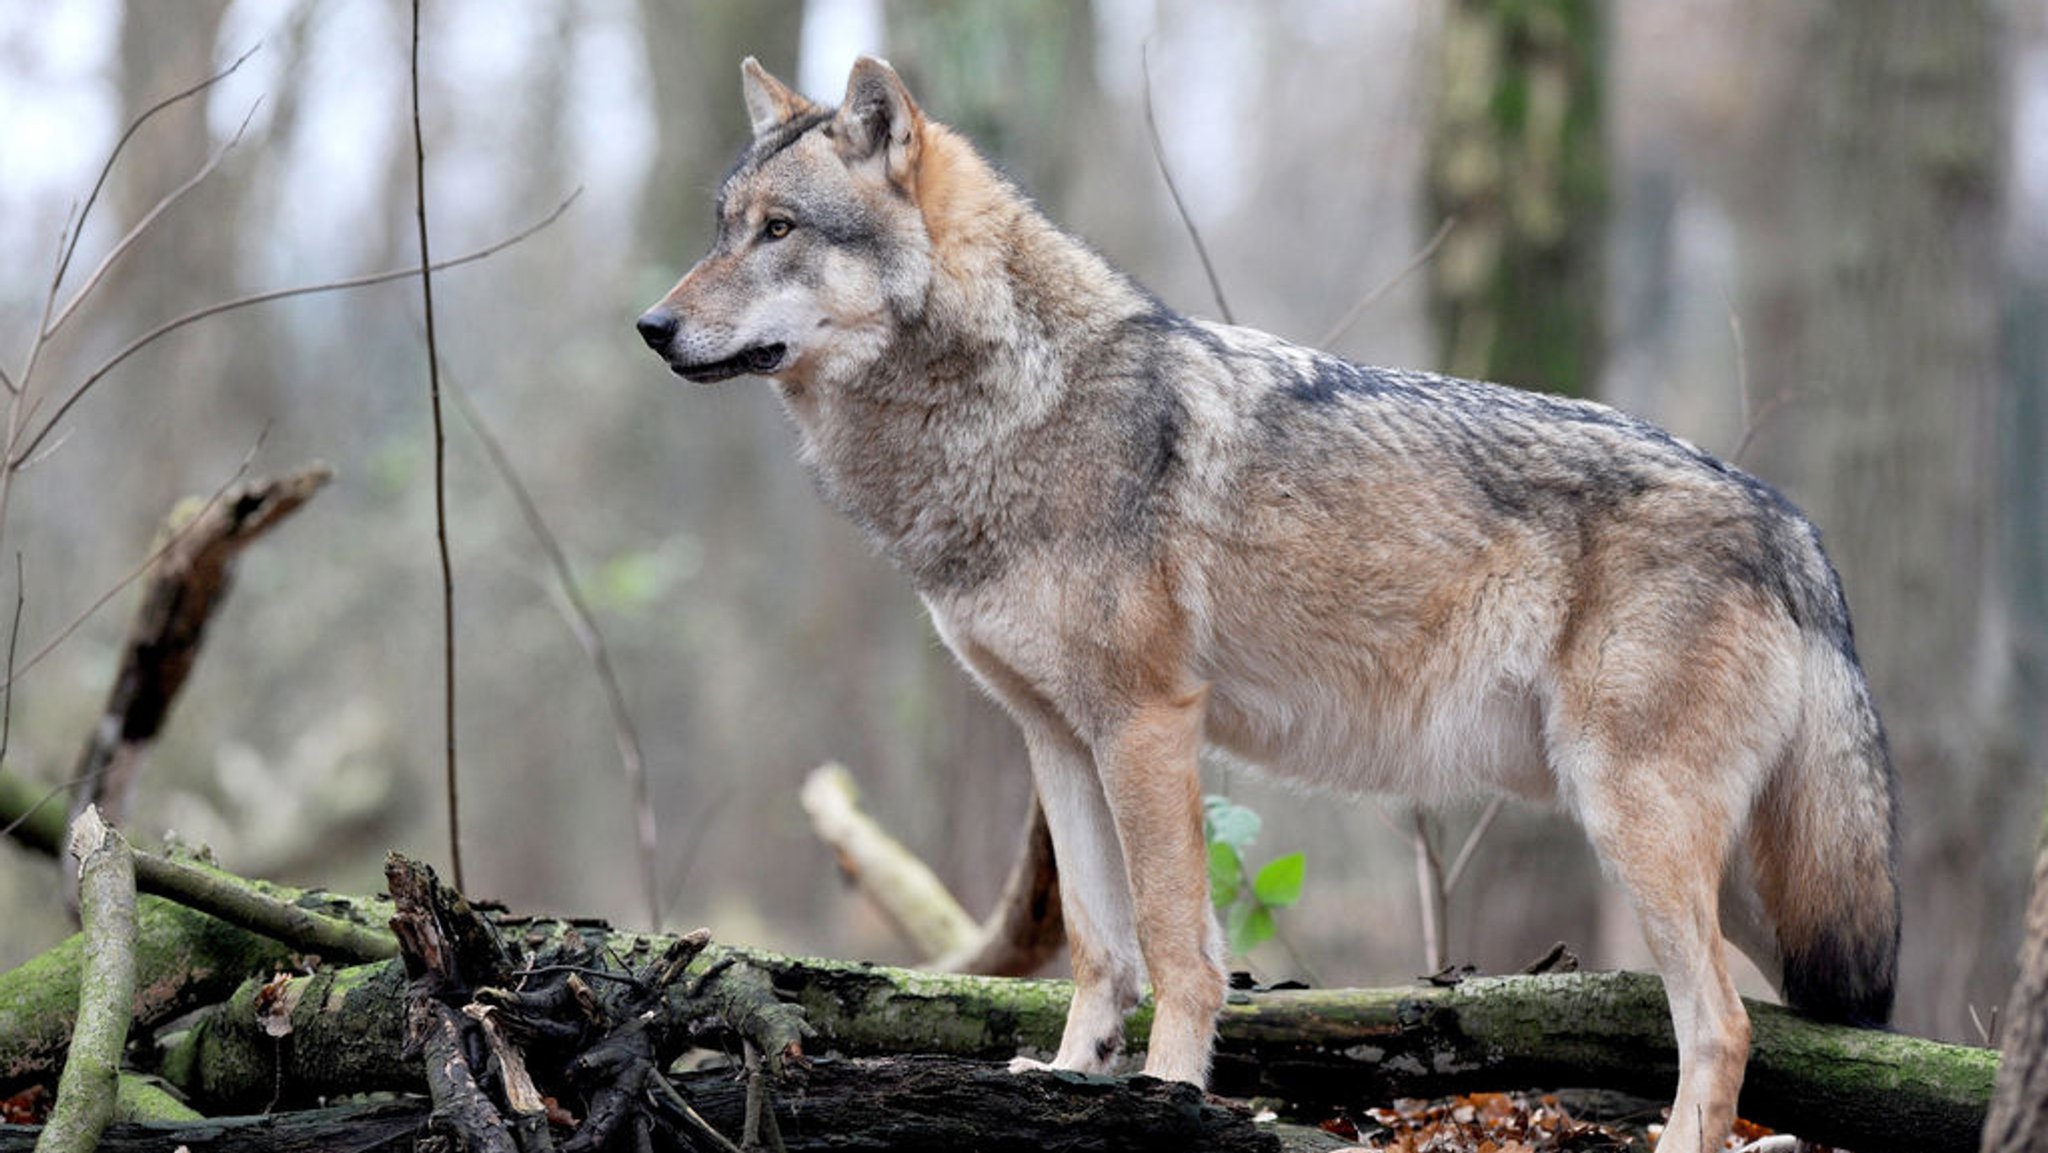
[784,121,1159,591]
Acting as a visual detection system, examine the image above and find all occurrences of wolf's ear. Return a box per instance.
[741,57,815,139]
[834,56,922,190]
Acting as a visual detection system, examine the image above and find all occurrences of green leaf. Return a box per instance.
[1202,796,1261,853]
[1207,842,1242,909]
[1252,852,1306,908]
[1227,901,1276,954]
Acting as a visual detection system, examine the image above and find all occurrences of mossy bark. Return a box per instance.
[0,896,291,1090]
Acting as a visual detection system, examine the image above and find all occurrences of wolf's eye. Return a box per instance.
[762,218,794,241]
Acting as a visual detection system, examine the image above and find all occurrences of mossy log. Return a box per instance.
[0,896,291,1088]
[155,932,1992,1153]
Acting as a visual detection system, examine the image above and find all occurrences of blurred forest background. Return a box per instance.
[0,0,2044,1049]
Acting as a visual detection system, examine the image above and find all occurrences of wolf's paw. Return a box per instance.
[1007,1056,1056,1075]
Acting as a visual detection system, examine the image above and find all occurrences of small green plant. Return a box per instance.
[1202,795,1306,956]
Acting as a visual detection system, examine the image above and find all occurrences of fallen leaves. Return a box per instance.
[1323,1092,1837,1153]
[1354,1092,1631,1151]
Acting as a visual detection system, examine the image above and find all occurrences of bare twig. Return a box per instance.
[447,379,659,929]
[1723,295,1799,468]
[1968,1002,1999,1049]
[1409,806,1447,973]
[1319,216,1457,348]
[1140,43,1233,325]
[1724,295,1750,433]
[662,787,732,919]
[10,192,579,469]
[38,43,261,357]
[0,46,262,558]
[43,99,263,342]
[411,0,463,893]
[1442,794,1505,895]
[1,553,20,768]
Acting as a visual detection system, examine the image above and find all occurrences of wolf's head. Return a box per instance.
[636,57,935,389]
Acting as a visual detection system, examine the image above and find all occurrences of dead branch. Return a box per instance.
[4,769,396,964]
[800,763,1063,977]
[9,435,270,698]
[934,795,1065,977]
[36,809,137,1153]
[132,909,1997,1153]
[802,763,978,959]
[66,464,330,828]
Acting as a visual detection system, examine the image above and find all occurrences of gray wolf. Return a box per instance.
[635,56,1899,1152]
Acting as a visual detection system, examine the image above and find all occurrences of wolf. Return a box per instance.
[635,56,1899,1151]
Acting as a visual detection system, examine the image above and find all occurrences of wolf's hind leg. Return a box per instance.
[1571,754,1750,1153]
[1010,715,1143,1074]
[1096,687,1224,1087]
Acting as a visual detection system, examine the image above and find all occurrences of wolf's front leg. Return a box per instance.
[1009,716,1144,1074]
[1097,686,1224,1086]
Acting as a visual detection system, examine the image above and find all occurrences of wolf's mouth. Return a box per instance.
[670,343,788,383]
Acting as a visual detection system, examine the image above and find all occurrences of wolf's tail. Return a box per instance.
[1745,628,1900,1027]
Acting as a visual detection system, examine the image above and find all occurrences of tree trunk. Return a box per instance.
[1733,0,2017,1041]
[1427,0,1607,394]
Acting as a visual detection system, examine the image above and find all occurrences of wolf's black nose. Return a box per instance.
[636,310,678,350]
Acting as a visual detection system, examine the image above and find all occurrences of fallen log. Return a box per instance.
[154,930,1993,1153]
[0,848,1992,1150]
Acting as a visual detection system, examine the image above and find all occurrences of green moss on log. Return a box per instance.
[0,897,291,1088]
